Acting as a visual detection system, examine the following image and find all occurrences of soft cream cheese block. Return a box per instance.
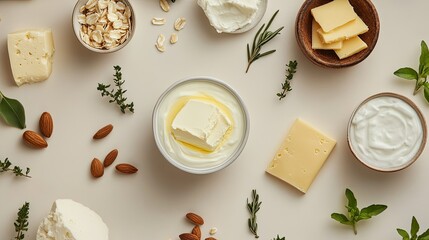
[36,199,108,240]
[311,20,343,50]
[311,0,357,32]
[266,119,336,193]
[171,99,231,151]
[197,0,260,33]
[334,36,368,59]
[317,16,368,44]
[7,28,55,86]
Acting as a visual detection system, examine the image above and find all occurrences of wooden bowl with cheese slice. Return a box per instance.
[295,0,379,68]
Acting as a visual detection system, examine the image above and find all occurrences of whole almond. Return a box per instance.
[205,238,217,240]
[179,233,198,240]
[103,149,118,167]
[39,112,53,138]
[115,163,138,174]
[91,158,104,178]
[186,212,204,225]
[23,130,48,148]
[93,124,113,139]
[191,225,201,239]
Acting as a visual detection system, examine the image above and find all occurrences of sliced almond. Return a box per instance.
[174,17,186,31]
[151,17,166,26]
[156,34,166,52]
[93,124,113,139]
[159,0,170,12]
[170,33,178,44]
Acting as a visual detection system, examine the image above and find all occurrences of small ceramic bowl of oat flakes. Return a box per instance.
[72,0,135,53]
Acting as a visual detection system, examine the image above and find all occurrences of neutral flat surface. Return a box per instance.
[0,0,428,239]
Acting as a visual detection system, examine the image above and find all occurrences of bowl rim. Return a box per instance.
[295,0,380,68]
[72,0,135,53]
[152,76,250,174]
[347,92,427,172]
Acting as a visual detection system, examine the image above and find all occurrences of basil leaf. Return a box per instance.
[358,204,387,220]
[419,228,429,240]
[419,41,429,73]
[345,188,357,209]
[397,228,410,240]
[331,213,351,225]
[423,84,429,103]
[411,216,420,238]
[394,67,419,80]
[0,91,26,129]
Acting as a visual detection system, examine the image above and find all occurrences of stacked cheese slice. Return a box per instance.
[311,0,369,59]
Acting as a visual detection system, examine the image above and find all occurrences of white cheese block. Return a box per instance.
[317,16,368,44]
[7,28,55,86]
[36,199,108,240]
[311,0,357,32]
[311,20,343,50]
[334,36,368,59]
[171,99,231,151]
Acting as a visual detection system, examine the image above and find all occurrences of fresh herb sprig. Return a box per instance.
[0,91,26,129]
[0,158,31,178]
[331,188,387,235]
[14,202,30,240]
[272,235,286,240]
[277,60,298,100]
[246,10,284,73]
[394,40,429,103]
[97,66,135,113]
[397,216,429,240]
[247,189,262,238]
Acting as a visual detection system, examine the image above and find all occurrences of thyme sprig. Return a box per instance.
[272,235,286,240]
[14,202,30,240]
[97,65,135,113]
[277,60,298,100]
[0,158,31,178]
[247,189,262,238]
[246,10,284,73]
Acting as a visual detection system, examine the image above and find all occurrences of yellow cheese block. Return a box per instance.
[311,0,357,32]
[334,36,368,59]
[312,20,343,50]
[266,119,336,193]
[318,17,368,44]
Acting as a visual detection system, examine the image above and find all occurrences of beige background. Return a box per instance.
[0,0,428,239]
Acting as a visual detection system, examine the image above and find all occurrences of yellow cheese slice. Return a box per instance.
[266,119,336,193]
[317,17,369,44]
[311,0,357,32]
[312,20,343,50]
[334,36,368,59]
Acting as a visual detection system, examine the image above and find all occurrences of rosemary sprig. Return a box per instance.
[246,10,284,73]
[247,189,262,238]
[97,65,135,114]
[14,202,30,240]
[0,158,31,178]
[277,60,298,100]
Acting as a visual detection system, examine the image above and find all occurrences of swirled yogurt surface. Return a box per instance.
[154,79,248,171]
[349,95,424,170]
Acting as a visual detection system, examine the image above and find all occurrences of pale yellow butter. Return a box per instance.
[266,119,336,193]
[311,0,357,32]
[334,36,368,59]
[318,16,368,44]
[312,20,343,50]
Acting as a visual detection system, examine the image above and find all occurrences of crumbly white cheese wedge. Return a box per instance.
[36,199,108,240]
[197,0,260,33]
[312,20,343,50]
[334,36,368,59]
[7,28,55,86]
[266,119,336,193]
[171,99,231,151]
[317,16,368,44]
[311,0,357,32]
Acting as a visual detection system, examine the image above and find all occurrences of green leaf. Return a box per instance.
[0,91,26,129]
[358,204,387,220]
[411,216,420,237]
[419,228,429,240]
[419,41,429,73]
[394,67,419,80]
[397,228,410,240]
[423,84,429,103]
[331,213,351,225]
[345,188,357,209]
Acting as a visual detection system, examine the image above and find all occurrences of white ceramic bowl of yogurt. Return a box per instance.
[152,76,250,174]
[347,92,427,172]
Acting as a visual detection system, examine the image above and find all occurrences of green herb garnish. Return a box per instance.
[277,60,298,100]
[272,235,286,240]
[97,65,135,113]
[394,40,429,103]
[14,202,30,240]
[0,158,31,178]
[247,189,261,238]
[0,91,26,129]
[331,188,387,235]
[397,216,429,240]
[246,10,284,73]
